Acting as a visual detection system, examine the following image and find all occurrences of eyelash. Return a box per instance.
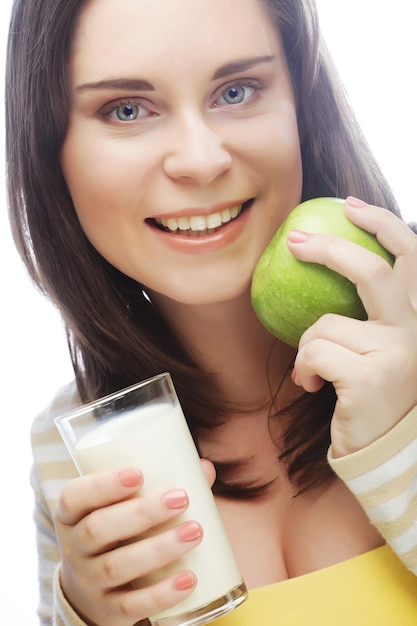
[99,98,154,123]
[214,79,264,107]
[98,78,265,123]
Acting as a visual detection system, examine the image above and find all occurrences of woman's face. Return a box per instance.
[61,0,302,306]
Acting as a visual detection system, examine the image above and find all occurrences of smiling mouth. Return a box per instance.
[152,200,252,237]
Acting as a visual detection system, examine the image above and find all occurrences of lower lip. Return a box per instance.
[148,202,253,255]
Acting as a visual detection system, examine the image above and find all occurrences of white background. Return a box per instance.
[1,1,416,623]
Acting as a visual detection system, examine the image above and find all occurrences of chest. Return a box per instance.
[215,477,384,589]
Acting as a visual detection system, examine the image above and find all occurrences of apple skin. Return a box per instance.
[251,197,394,348]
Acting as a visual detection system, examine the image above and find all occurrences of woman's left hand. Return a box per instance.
[289,196,417,457]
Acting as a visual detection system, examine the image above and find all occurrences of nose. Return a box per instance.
[162,114,232,184]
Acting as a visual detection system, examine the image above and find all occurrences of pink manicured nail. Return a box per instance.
[118,468,143,488]
[287,230,309,243]
[163,489,189,510]
[346,196,368,208]
[173,571,197,591]
[178,521,202,542]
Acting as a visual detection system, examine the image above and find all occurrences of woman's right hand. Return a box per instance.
[53,467,203,626]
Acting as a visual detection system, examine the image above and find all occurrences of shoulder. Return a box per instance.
[31,381,82,513]
[31,380,82,455]
[32,380,82,437]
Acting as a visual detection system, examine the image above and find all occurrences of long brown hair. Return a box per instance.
[6,0,402,494]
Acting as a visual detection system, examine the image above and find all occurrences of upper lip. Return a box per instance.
[150,199,251,221]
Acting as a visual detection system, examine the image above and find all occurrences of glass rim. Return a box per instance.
[54,371,171,426]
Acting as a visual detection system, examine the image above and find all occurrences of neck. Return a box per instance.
[150,289,296,406]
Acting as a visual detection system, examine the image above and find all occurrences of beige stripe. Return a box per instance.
[396,543,417,572]
[36,459,78,482]
[32,425,63,447]
[351,461,417,509]
[366,492,417,539]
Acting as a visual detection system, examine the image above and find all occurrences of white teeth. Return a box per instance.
[206,212,222,229]
[167,217,179,231]
[189,215,208,231]
[177,216,190,231]
[155,205,242,234]
[221,208,232,223]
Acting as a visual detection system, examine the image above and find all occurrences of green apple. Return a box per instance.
[251,197,394,347]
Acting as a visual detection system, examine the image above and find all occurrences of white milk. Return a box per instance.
[73,401,244,621]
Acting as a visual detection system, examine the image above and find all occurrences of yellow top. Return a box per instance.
[214,546,417,625]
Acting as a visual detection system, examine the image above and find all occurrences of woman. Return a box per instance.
[6,0,417,624]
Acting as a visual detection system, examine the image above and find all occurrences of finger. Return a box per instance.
[106,570,197,624]
[296,313,417,396]
[345,198,417,307]
[56,467,143,526]
[297,313,417,392]
[92,520,203,588]
[296,332,417,418]
[295,333,357,385]
[394,252,417,310]
[291,367,324,393]
[200,458,216,487]
[287,230,412,324]
[299,313,391,355]
[344,197,417,259]
[75,488,190,555]
[295,334,417,454]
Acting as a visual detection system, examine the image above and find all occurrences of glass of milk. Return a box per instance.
[54,372,247,626]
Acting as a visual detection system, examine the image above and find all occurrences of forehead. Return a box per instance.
[70,0,281,83]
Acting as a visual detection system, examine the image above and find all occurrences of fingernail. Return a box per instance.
[291,368,300,386]
[118,468,143,488]
[346,196,368,208]
[287,230,309,244]
[173,571,197,591]
[178,521,202,542]
[163,489,189,510]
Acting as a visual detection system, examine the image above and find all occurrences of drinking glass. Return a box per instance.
[55,372,247,626]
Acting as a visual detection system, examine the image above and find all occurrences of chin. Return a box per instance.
[152,280,252,309]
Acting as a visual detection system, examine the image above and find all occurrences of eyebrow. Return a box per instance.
[211,55,276,80]
[75,55,276,93]
[76,78,155,93]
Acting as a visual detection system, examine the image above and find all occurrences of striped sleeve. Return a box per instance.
[328,405,417,574]
[30,382,88,625]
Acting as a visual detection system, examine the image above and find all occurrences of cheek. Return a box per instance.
[60,127,164,282]
[231,105,302,184]
[60,131,145,233]
[254,111,303,234]
[261,111,301,174]
[62,136,122,203]
[60,140,126,266]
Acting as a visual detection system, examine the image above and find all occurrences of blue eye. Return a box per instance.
[224,85,251,105]
[223,85,247,104]
[217,82,259,107]
[116,104,140,121]
[100,99,155,123]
